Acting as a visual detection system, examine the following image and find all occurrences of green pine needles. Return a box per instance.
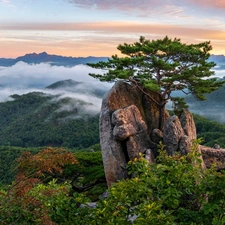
[88,36,225,129]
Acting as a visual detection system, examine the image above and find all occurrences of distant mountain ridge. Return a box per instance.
[46,79,82,89]
[0,52,108,67]
[1,52,225,67]
[210,54,225,62]
[45,79,107,97]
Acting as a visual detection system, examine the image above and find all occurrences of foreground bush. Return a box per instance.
[91,142,225,224]
[1,142,225,224]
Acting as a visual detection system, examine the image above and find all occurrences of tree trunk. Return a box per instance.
[159,103,166,131]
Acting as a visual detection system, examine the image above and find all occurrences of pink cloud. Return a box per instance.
[66,0,225,18]
[1,21,225,57]
[187,0,225,9]
[67,0,161,10]
[1,21,225,40]
[67,0,225,11]
[66,0,186,17]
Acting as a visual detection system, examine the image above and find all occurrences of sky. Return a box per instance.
[1,0,225,58]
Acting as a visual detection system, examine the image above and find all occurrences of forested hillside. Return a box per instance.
[0,89,225,149]
[1,86,225,224]
[0,91,99,148]
[194,114,225,148]
[186,84,225,124]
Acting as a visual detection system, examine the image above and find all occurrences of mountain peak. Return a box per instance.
[23,52,48,57]
[39,51,48,56]
[46,79,83,89]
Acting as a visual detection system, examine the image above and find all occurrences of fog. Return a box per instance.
[0,61,111,89]
[0,62,112,115]
[0,61,225,121]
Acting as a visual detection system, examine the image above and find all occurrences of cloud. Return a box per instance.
[188,102,225,124]
[0,62,109,88]
[66,0,186,18]
[67,0,225,13]
[0,60,224,121]
[53,92,103,118]
[0,0,14,7]
[1,22,225,52]
[212,69,225,78]
[187,0,225,10]
[67,0,165,11]
[2,21,225,40]
[0,62,112,116]
[0,0,11,4]
[66,0,191,21]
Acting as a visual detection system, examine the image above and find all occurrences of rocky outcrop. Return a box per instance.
[112,105,152,161]
[200,145,225,170]
[163,111,205,168]
[163,109,198,156]
[99,81,225,187]
[180,109,197,140]
[163,115,185,155]
[100,81,165,186]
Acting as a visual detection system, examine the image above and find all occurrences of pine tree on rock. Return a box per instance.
[88,36,224,129]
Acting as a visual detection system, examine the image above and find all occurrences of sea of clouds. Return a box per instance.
[0,61,225,120]
[0,62,113,115]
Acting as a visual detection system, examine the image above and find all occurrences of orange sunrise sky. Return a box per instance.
[1,0,225,58]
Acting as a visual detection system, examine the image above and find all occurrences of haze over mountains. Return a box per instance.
[0,52,225,124]
[0,52,225,68]
[0,79,104,148]
[0,52,112,106]
[0,52,108,67]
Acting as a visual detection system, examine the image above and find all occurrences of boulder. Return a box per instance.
[151,128,163,144]
[163,115,184,155]
[179,135,192,155]
[100,81,164,186]
[112,105,151,161]
[179,109,196,140]
[213,144,220,149]
[112,105,148,142]
[200,145,225,170]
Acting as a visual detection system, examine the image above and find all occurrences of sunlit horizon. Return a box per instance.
[1,0,225,58]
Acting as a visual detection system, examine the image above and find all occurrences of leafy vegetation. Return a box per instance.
[194,114,225,148]
[0,145,106,199]
[89,141,225,224]
[0,146,41,185]
[1,111,225,188]
[2,142,225,224]
[70,150,107,201]
[0,148,91,225]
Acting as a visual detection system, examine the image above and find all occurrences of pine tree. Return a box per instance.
[88,36,224,129]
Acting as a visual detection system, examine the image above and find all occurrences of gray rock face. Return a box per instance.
[100,81,223,187]
[112,105,151,161]
[112,105,148,142]
[100,81,163,187]
[145,149,155,164]
[200,145,225,169]
[180,109,196,140]
[179,135,192,155]
[163,115,185,155]
[213,144,220,149]
[151,128,163,144]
